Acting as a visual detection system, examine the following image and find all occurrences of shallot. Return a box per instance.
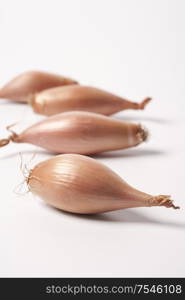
[27,154,179,214]
[0,71,78,103]
[0,111,148,154]
[30,85,152,116]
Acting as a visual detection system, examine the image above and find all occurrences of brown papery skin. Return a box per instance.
[27,154,179,214]
[0,71,78,103]
[1,111,148,154]
[31,85,152,116]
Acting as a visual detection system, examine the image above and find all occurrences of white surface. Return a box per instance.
[0,0,185,277]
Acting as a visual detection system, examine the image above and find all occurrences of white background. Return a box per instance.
[0,0,185,277]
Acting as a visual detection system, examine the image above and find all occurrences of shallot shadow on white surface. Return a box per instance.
[114,114,175,125]
[0,147,167,160]
[44,202,185,230]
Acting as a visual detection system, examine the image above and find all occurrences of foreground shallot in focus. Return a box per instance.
[30,85,152,116]
[0,111,148,154]
[0,70,78,103]
[27,154,179,214]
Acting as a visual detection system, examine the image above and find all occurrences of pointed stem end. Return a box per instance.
[150,195,180,210]
[139,97,152,109]
[0,123,19,148]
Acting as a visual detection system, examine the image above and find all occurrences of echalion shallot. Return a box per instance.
[30,85,152,116]
[27,154,179,214]
[0,111,148,154]
[0,71,78,103]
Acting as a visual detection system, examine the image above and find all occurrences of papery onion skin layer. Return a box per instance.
[27,154,179,214]
[0,71,78,103]
[31,85,152,116]
[0,111,148,154]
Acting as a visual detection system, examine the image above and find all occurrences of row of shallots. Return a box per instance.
[0,71,179,214]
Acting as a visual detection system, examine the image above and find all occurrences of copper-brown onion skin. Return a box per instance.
[0,71,78,103]
[31,85,151,116]
[8,111,147,154]
[27,154,179,214]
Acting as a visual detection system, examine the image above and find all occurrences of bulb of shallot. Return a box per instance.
[0,71,78,103]
[30,85,152,116]
[0,111,148,154]
[27,154,179,214]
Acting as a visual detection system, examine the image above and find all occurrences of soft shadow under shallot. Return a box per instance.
[0,147,166,160]
[0,100,27,106]
[114,114,173,125]
[0,150,53,160]
[91,148,166,159]
[45,204,185,230]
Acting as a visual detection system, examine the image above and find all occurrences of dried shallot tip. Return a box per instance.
[30,85,152,116]
[0,70,78,103]
[138,97,152,109]
[27,154,179,214]
[0,111,148,154]
[148,195,180,209]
